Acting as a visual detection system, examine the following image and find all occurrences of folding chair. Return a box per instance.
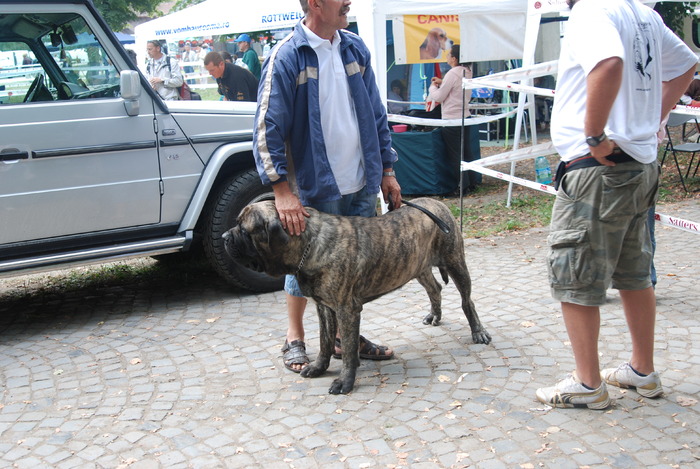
[662,113,700,192]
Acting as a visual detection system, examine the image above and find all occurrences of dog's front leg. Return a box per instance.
[329,306,361,395]
[301,304,335,378]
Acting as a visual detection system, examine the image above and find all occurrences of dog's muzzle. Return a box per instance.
[223,227,266,272]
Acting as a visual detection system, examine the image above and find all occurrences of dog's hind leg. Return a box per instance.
[446,260,492,345]
[417,271,443,326]
[329,306,362,395]
[301,304,335,379]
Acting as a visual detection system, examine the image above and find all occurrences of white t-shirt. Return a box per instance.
[551,0,698,162]
[302,23,365,195]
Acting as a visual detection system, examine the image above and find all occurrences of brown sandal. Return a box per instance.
[282,340,309,373]
[333,335,394,360]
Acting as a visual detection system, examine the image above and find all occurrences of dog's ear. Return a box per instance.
[267,217,289,246]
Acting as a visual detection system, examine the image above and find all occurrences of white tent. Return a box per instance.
[352,0,532,101]
[135,0,534,91]
[133,0,305,64]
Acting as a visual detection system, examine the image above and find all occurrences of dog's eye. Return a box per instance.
[439,34,446,38]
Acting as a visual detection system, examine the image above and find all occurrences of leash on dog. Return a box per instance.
[389,198,451,234]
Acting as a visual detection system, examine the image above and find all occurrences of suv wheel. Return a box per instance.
[203,169,284,292]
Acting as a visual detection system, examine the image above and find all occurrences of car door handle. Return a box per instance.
[0,150,31,162]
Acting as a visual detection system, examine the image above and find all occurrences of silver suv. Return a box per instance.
[0,0,280,292]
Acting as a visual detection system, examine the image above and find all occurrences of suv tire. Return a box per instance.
[203,168,284,292]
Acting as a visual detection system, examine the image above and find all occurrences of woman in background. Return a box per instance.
[427,44,479,193]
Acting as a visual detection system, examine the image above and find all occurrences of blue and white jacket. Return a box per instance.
[253,21,397,205]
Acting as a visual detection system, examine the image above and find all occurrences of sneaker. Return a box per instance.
[601,363,663,398]
[536,373,611,410]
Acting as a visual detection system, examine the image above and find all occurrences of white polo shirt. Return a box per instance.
[551,0,698,163]
[302,23,365,195]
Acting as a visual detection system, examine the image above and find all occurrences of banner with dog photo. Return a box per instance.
[392,15,460,65]
[392,13,526,65]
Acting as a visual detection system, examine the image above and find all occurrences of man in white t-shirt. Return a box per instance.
[536,0,697,409]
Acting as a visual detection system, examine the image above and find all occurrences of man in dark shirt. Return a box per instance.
[203,51,258,102]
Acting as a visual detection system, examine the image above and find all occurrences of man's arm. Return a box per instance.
[661,65,697,119]
[584,57,623,164]
[253,47,310,233]
[166,58,184,89]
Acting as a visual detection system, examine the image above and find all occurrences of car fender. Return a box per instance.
[177,141,255,233]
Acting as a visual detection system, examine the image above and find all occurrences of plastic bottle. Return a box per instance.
[535,156,552,184]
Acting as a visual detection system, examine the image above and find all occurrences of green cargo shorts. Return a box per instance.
[547,160,659,306]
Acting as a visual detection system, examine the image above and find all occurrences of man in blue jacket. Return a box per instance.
[253,0,402,373]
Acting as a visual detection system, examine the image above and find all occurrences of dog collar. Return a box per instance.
[295,243,312,275]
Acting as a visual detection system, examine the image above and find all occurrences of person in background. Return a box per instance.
[253,0,402,373]
[427,44,479,194]
[232,52,249,70]
[535,0,697,410]
[235,33,261,80]
[181,41,198,84]
[145,40,183,101]
[125,49,138,66]
[387,79,409,114]
[221,51,233,63]
[679,75,700,107]
[203,51,258,102]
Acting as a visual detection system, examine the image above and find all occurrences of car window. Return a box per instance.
[0,13,120,104]
[0,42,43,104]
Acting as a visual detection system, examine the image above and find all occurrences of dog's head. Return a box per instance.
[222,201,295,277]
[419,28,453,60]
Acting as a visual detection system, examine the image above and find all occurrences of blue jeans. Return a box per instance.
[285,188,377,297]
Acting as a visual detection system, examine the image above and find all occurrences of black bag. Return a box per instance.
[179,81,201,100]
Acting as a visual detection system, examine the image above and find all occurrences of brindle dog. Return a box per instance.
[223,198,491,394]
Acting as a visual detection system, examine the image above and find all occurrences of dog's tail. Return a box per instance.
[438,267,450,285]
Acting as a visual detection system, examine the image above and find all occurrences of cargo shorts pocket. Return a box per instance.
[547,229,592,289]
[599,170,644,221]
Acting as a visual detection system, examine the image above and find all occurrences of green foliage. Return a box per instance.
[93,0,166,32]
[172,0,206,12]
[654,2,698,37]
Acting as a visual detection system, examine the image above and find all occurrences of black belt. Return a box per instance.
[553,150,635,190]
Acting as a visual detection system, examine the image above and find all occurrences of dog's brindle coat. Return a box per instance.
[223,198,491,394]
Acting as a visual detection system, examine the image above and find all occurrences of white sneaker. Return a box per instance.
[601,363,663,398]
[536,373,611,410]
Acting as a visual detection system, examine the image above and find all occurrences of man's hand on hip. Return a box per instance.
[589,138,617,166]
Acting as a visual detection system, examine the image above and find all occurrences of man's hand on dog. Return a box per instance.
[272,181,309,236]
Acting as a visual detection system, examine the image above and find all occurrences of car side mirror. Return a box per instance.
[120,70,141,116]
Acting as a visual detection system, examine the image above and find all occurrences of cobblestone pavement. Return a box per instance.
[0,200,698,469]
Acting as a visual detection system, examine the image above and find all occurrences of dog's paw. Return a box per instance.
[422,313,441,326]
[300,365,325,378]
[329,378,354,395]
[472,329,492,345]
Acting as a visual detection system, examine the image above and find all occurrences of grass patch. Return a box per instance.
[445,193,553,238]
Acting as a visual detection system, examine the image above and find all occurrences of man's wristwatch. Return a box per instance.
[585,132,608,147]
[383,171,396,178]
